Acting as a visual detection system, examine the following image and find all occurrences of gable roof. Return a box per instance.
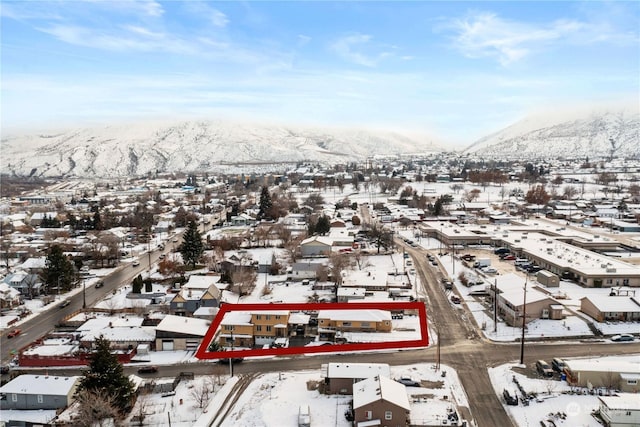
[353,375,410,410]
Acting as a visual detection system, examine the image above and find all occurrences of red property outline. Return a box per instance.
[195,301,428,360]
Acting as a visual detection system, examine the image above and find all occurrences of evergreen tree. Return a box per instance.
[257,186,272,220]
[77,335,135,415]
[43,245,76,293]
[180,220,204,268]
[132,275,143,294]
[315,215,331,235]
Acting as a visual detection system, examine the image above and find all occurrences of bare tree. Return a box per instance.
[74,388,121,427]
[190,378,211,409]
[284,234,305,263]
[329,252,352,286]
[231,269,257,297]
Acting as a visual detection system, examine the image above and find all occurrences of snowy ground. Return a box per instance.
[218,363,469,427]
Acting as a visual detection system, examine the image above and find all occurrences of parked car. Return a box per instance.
[137,365,158,374]
[95,281,105,288]
[536,360,554,377]
[481,267,498,274]
[216,357,244,364]
[461,254,476,262]
[501,255,516,261]
[611,334,635,342]
[396,377,421,387]
[450,295,461,304]
[132,260,140,267]
[7,329,21,338]
[551,357,566,373]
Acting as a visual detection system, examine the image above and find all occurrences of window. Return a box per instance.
[255,314,262,320]
[176,302,183,308]
[385,411,393,420]
[365,411,372,420]
[361,322,370,327]
[266,326,272,332]
[266,315,271,320]
[224,325,233,331]
[11,394,17,402]
[256,325,262,332]
[627,380,637,385]
[342,322,352,327]
[37,394,43,403]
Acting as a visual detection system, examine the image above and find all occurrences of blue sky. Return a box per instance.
[1,1,638,143]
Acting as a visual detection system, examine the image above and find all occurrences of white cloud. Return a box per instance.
[330,33,384,67]
[38,24,197,54]
[183,2,229,28]
[447,12,584,65]
[297,34,311,46]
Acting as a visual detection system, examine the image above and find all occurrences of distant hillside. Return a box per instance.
[1,120,442,178]
[464,105,640,160]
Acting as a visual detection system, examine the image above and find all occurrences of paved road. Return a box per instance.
[0,242,176,365]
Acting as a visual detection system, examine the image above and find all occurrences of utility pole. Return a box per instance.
[493,279,498,333]
[519,275,528,365]
[82,278,86,309]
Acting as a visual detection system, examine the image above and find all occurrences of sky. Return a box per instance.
[1,1,639,144]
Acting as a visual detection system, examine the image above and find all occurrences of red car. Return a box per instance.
[7,329,21,338]
[501,255,516,261]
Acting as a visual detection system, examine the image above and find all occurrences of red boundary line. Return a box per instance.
[195,301,428,359]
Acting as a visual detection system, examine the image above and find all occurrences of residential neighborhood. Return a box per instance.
[1,155,639,426]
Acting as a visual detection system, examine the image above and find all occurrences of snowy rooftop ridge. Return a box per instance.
[353,375,411,410]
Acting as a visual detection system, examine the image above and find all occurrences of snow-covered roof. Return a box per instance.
[353,375,410,410]
[156,315,211,337]
[599,393,640,410]
[300,235,333,246]
[500,287,555,307]
[193,306,219,317]
[581,296,640,313]
[288,313,310,324]
[221,311,252,325]
[0,375,80,396]
[326,363,390,380]
[566,357,640,374]
[81,326,156,343]
[18,257,47,270]
[185,275,218,289]
[318,309,391,322]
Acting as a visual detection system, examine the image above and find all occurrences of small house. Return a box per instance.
[0,375,81,410]
[353,375,411,427]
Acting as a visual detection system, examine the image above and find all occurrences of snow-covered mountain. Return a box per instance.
[464,105,640,160]
[1,120,442,178]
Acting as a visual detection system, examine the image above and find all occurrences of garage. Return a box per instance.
[162,340,174,351]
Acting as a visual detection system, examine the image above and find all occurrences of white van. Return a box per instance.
[298,404,311,427]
